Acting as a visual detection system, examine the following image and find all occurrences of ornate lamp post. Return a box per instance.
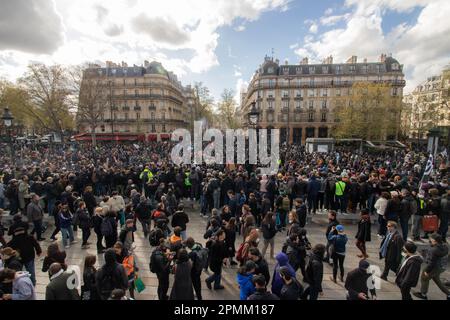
[2,107,15,159]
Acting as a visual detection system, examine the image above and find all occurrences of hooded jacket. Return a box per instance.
[12,272,36,300]
[395,254,423,288]
[271,252,295,297]
[237,272,255,300]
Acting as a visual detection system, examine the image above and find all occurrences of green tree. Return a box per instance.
[193,82,215,127]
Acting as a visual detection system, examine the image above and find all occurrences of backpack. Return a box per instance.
[149,228,163,247]
[99,267,119,297]
[236,242,249,262]
[100,218,113,236]
[192,244,209,273]
[282,196,290,211]
[150,249,163,273]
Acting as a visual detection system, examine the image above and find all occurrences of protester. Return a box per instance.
[45,263,80,300]
[380,221,404,281]
[355,209,371,258]
[395,241,423,300]
[328,224,348,283]
[302,244,325,300]
[279,266,304,300]
[345,260,377,300]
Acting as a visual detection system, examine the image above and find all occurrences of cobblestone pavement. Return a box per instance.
[7,206,448,300]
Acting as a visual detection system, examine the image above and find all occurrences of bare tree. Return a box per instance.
[69,65,109,147]
[18,64,74,142]
[217,89,240,129]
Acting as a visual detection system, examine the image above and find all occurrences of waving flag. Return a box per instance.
[420,154,434,187]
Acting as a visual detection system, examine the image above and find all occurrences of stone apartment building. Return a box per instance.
[240,54,406,144]
[77,60,198,141]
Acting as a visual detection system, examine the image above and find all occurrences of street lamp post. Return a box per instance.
[2,107,15,160]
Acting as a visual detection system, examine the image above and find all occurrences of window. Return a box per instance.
[349,65,356,73]
[392,88,398,96]
[336,65,342,74]
[268,67,274,74]
[267,113,274,122]
[308,89,315,97]
[282,113,288,121]
[151,112,155,120]
[111,69,117,75]
[162,124,166,132]
[98,69,103,76]
[295,114,301,122]
[135,90,138,96]
[136,113,140,120]
[392,63,399,71]
[310,78,315,86]
[296,100,302,109]
[322,66,329,74]
[321,88,328,97]
[282,100,289,109]
[269,79,275,88]
[282,90,289,98]
[321,112,327,122]
[296,67,301,74]
[336,89,341,97]
[322,100,327,109]
[268,100,274,109]
[362,65,368,73]
[267,90,275,98]
[124,113,129,120]
[283,67,289,75]
[162,112,166,120]
[295,90,302,97]
[309,66,315,74]
[308,111,314,122]
[309,100,314,109]
[376,65,381,73]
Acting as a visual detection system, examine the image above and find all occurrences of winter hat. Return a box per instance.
[336,225,344,232]
[359,260,370,271]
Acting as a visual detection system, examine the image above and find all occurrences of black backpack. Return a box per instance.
[192,244,209,273]
[100,218,113,236]
[150,249,164,274]
[149,227,163,247]
[98,267,119,298]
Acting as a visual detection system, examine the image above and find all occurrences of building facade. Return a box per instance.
[402,65,450,140]
[77,61,197,141]
[240,54,406,144]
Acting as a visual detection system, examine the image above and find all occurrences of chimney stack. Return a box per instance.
[300,57,309,65]
[275,59,280,65]
[323,55,333,64]
[285,60,289,65]
[346,56,357,64]
[144,60,150,67]
[380,54,386,63]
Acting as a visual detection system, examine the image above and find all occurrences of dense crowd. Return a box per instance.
[0,141,449,301]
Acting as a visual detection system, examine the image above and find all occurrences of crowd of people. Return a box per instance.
[0,141,449,301]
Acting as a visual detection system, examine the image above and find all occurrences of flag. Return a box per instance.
[420,154,434,186]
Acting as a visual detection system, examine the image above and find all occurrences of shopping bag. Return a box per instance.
[134,277,146,293]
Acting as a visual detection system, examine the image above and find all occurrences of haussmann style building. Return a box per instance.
[240,54,406,144]
[76,60,198,142]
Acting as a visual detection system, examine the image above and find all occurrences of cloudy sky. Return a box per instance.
[0,0,449,103]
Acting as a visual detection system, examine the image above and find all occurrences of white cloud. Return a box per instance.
[309,23,318,33]
[0,0,64,54]
[289,43,299,49]
[234,78,249,104]
[0,0,290,81]
[320,14,351,26]
[294,0,450,93]
[234,25,246,32]
[324,8,333,15]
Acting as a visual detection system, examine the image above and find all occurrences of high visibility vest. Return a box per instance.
[335,181,346,196]
[140,169,153,182]
[123,255,135,276]
[185,172,191,186]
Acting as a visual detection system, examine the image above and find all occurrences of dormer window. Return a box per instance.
[268,67,274,74]
[392,63,399,71]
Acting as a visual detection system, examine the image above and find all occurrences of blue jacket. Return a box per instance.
[327,233,348,254]
[271,252,296,297]
[307,177,321,196]
[59,211,73,229]
[237,273,255,300]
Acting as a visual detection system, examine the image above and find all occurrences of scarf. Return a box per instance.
[380,231,393,258]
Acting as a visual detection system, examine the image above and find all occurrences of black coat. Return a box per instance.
[171,211,189,231]
[7,233,42,263]
[46,272,80,300]
[261,221,277,240]
[345,268,376,300]
[295,205,307,228]
[379,231,404,272]
[77,208,91,229]
[224,227,236,257]
[4,256,23,272]
[248,289,280,300]
[424,243,448,273]
[355,218,371,242]
[304,253,323,292]
[208,240,227,273]
[255,257,271,285]
[395,255,423,288]
[280,279,303,300]
[170,261,195,300]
